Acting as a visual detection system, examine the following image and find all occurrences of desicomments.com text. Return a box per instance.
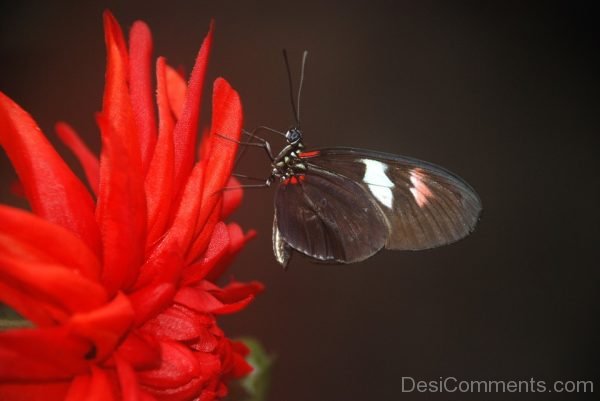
[402,377,594,394]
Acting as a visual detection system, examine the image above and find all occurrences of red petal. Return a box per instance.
[172,21,214,199]
[145,57,175,249]
[116,331,161,370]
[0,382,70,401]
[67,292,134,361]
[185,199,222,265]
[198,278,263,312]
[129,282,177,326]
[0,326,92,380]
[101,11,140,168]
[65,375,90,401]
[165,64,187,120]
[203,78,243,191]
[181,221,230,285]
[65,367,118,401]
[221,176,243,219]
[0,92,101,257]
[174,287,224,313]
[129,21,157,172]
[159,162,204,253]
[174,285,255,315]
[0,205,100,281]
[133,247,183,293]
[0,254,108,320]
[55,122,100,196]
[193,78,243,252]
[141,304,202,341]
[97,12,147,294]
[0,205,100,280]
[96,113,147,294]
[206,223,256,281]
[0,281,56,326]
[231,339,250,356]
[216,280,265,304]
[137,340,204,389]
[229,345,253,379]
[115,354,147,401]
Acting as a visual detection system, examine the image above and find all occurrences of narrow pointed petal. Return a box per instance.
[0,92,101,257]
[172,21,214,197]
[183,78,243,267]
[0,205,101,280]
[129,21,157,172]
[102,11,140,167]
[0,281,56,326]
[99,14,146,293]
[96,113,147,294]
[203,78,243,187]
[55,122,100,196]
[146,57,175,249]
[0,206,101,323]
[0,254,108,320]
[193,79,242,244]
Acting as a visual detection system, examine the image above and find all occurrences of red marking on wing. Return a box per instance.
[299,150,320,158]
[283,175,306,185]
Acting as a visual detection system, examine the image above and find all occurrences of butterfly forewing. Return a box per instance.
[298,147,482,251]
[274,166,390,263]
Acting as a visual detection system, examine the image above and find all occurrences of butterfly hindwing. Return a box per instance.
[274,166,390,263]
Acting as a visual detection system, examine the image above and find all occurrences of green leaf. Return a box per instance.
[237,337,274,401]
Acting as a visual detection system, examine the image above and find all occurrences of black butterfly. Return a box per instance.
[235,51,481,268]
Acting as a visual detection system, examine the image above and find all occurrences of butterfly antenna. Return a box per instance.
[296,50,308,128]
[283,49,300,127]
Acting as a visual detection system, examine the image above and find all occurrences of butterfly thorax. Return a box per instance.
[267,128,307,185]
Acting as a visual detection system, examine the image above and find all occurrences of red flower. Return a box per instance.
[0,11,263,401]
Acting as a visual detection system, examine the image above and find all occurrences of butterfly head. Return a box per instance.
[285,128,303,145]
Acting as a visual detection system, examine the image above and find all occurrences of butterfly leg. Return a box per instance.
[232,173,270,181]
[215,132,275,161]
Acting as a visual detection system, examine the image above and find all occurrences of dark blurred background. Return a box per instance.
[1,1,599,400]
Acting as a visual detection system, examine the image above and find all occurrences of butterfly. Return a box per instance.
[235,51,481,268]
